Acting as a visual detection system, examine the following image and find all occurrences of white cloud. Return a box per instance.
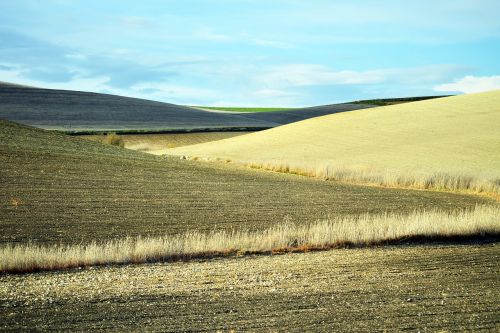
[129,82,222,104]
[64,53,87,60]
[0,68,221,104]
[119,16,156,29]
[0,68,112,92]
[195,28,231,42]
[206,88,303,108]
[252,89,297,98]
[434,75,500,93]
[255,64,467,88]
[271,1,500,43]
[255,64,383,87]
[110,49,131,55]
[253,39,295,49]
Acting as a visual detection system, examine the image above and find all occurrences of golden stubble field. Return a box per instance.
[170,91,500,195]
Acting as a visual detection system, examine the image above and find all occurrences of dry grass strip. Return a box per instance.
[1,205,498,274]
[241,160,500,198]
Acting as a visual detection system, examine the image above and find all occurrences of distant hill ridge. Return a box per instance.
[0,83,375,133]
[0,82,452,133]
[0,85,277,132]
[0,81,35,88]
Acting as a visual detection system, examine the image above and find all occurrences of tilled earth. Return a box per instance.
[1,244,498,332]
[1,120,490,245]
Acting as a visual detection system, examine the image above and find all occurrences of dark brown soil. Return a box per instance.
[1,244,498,332]
[0,120,490,245]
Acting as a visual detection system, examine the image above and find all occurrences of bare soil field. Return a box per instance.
[0,85,276,132]
[1,244,498,332]
[0,84,373,133]
[0,120,490,245]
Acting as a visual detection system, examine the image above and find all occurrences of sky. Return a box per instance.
[1,0,500,107]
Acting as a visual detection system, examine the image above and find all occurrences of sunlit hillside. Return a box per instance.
[169,91,500,194]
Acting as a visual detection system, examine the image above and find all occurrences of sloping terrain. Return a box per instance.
[0,85,276,132]
[0,83,373,132]
[0,81,33,88]
[196,96,447,126]
[169,91,500,194]
[233,102,375,125]
[0,119,487,245]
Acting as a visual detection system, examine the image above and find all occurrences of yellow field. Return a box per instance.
[169,91,500,194]
[82,132,249,154]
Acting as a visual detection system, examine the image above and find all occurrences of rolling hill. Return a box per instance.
[0,83,373,133]
[168,91,500,194]
[0,85,275,132]
[199,95,447,124]
[0,119,486,245]
[231,102,375,126]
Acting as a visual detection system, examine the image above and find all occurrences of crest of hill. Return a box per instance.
[210,103,375,126]
[169,91,500,194]
[0,81,35,88]
[0,86,277,132]
[226,95,447,125]
[0,84,373,133]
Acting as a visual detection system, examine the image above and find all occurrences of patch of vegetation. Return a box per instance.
[82,132,251,153]
[1,205,498,273]
[196,106,295,112]
[101,133,124,147]
[244,161,500,197]
[351,95,452,106]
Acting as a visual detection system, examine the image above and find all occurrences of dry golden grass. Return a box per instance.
[169,91,500,195]
[97,133,124,147]
[1,205,498,274]
[243,161,500,197]
[82,132,249,154]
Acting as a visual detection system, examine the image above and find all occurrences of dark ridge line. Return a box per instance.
[65,127,272,136]
[351,95,454,105]
[0,85,198,109]
[0,82,453,111]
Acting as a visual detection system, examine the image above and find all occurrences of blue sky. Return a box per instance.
[1,0,499,107]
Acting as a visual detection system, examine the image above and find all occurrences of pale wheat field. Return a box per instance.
[169,91,500,195]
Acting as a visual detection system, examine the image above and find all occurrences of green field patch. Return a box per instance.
[196,106,295,112]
